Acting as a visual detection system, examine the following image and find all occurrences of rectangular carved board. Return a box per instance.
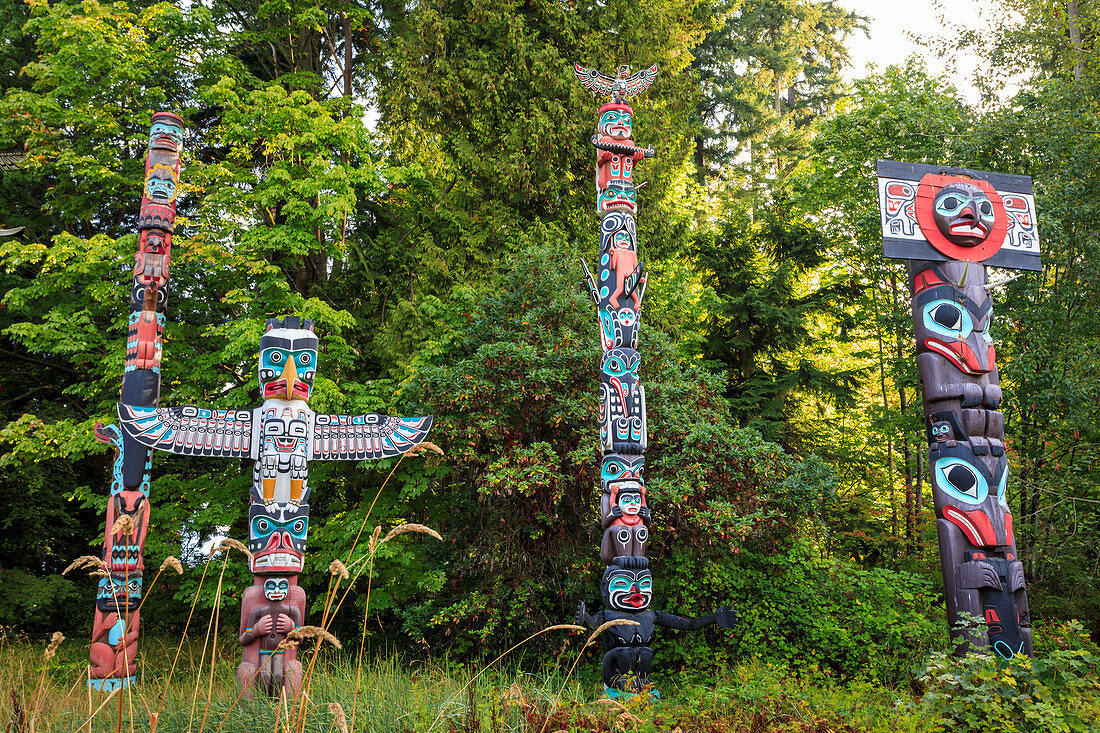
[876,159,1041,272]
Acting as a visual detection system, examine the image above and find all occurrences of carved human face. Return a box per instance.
[932,182,995,247]
[263,578,290,602]
[598,109,633,138]
[603,565,652,611]
[149,114,184,153]
[259,326,318,401]
[617,490,642,516]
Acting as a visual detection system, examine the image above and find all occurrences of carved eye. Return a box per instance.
[616,529,631,544]
[931,304,961,330]
[292,519,306,535]
[924,299,974,340]
[270,351,282,363]
[935,457,988,505]
[299,352,312,365]
[636,527,648,543]
[979,200,993,216]
[257,519,270,533]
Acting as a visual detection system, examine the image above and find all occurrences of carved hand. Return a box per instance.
[276,614,296,634]
[715,607,738,629]
[254,615,275,635]
[576,601,589,627]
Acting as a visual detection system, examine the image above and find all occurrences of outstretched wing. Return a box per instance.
[573,64,616,95]
[310,413,433,461]
[118,404,257,458]
[623,63,658,97]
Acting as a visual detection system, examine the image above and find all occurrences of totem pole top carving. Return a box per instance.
[573,64,659,101]
[876,160,1041,272]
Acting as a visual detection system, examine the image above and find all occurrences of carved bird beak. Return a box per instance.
[279,358,298,401]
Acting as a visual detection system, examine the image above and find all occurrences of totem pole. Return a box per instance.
[88,112,185,692]
[118,317,432,698]
[877,159,1041,658]
[573,63,736,698]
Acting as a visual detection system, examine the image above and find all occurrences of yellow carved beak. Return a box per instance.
[279,358,299,401]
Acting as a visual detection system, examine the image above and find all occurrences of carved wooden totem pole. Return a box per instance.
[89,112,185,692]
[573,64,735,698]
[118,318,433,697]
[877,160,1041,658]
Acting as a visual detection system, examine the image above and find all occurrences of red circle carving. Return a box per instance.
[914,173,1008,262]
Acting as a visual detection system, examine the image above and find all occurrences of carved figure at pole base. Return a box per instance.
[575,557,737,697]
[237,576,305,699]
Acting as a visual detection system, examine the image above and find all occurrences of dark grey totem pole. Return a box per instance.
[877,160,1041,658]
[572,63,735,699]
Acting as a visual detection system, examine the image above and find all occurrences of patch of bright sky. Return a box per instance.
[839,0,1022,106]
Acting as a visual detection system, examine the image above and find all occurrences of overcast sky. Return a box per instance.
[839,0,1015,104]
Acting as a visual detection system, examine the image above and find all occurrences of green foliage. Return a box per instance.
[916,621,1100,732]
[659,549,942,684]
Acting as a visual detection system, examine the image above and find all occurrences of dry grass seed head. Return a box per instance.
[403,441,444,457]
[208,538,252,559]
[43,632,64,661]
[328,560,349,580]
[368,525,382,555]
[110,515,136,536]
[587,619,639,647]
[159,556,183,575]
[328,702,348,733]
[615,711,642,730]
[286,626,342,649]
[62,556,106,576]
[381,523,442,543]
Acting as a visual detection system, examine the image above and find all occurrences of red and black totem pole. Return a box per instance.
[89,112,185,691]
[877,159,1041,658]
[573,64,736,699]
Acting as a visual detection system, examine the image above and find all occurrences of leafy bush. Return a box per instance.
[916,621,1100,732]
[657,549,943,684]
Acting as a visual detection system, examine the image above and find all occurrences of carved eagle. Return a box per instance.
[573,63,659,98]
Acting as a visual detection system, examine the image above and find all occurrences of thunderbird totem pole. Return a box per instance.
[88,112,185,692]
[877,160,1041,658]
[117,318,433,697]
[573,63,735,698]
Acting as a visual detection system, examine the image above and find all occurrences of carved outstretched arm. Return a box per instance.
[309,413,433,460]
[118,404,257,458]
[655,606,737,631]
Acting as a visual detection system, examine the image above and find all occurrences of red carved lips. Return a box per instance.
[263,378,311,401]
[626,591,646,608]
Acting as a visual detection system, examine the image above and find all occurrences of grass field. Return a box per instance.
[0,630,935,733]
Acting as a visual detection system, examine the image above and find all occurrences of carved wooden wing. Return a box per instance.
[117,404,257,458]
[309,413,433,461]
[573,64,617,95]
[622,64,659,96]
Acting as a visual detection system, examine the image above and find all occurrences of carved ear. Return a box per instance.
[265,318,280,332]
[302,319,315,333]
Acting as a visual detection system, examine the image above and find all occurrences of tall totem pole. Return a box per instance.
[117,322,433,698]
[89,112,185,691]
[877,160,1041,658]
[573,63,735,698]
